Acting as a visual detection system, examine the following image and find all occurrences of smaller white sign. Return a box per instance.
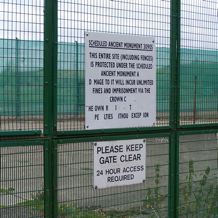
[94,139,146,189]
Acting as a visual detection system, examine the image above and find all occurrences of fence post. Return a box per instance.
[15,37,21,118]
[44,0,57,136]
[44,140,53,218]
[44,0,58,217]
[75,41,80,115]
[169,0,180,217]
[193,76,197,124]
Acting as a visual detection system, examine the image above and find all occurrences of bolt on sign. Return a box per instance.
[85,32,156,130]
[93,139,146,189]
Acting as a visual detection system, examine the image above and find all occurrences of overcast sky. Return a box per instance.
[0,0,217,49]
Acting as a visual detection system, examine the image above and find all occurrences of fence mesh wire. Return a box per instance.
[0,0,44,132]
[1,0,217,132]
[0,1,218,217]
[179,133,218,217]
[0,144,44,218]
[57,0,171,131]
[57,138,169,217]
[180,0,218,125]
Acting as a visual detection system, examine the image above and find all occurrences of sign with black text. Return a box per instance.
[85,32,156,129]
[93,139,146,189]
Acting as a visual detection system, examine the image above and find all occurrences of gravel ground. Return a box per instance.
[0,206,43,218]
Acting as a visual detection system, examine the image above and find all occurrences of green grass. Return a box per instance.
[0,187,15,195]
[16,191,44,212]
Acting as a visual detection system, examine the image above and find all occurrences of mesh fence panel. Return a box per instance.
[0,144,44,218]
[57,0,171,131]
[0,1,218,217]
[180,0,218,125]
[0,0,44,132]
[179,133,218,217]
[57,138,169,217]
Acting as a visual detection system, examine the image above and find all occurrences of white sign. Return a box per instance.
[85,32,156,130]
[94,139,146,189]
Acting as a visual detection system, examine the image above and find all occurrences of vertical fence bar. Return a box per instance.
[193,76,197,124]
[44,1,58,217]
[44,140,53,218]
[44,0,58,136]
[15,37,21,118]
[169,133,180,218]
[169,0,181,217]
[75,41,80,115]
[53,141,58,218]
[44,140,58,218]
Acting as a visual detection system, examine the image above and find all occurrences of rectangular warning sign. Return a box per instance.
[85,32,156,130]
[93,139,146,189]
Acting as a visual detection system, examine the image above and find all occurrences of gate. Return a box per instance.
[0,0,217,217]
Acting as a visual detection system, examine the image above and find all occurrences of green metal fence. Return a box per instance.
[179,134,218,217]
[0,0,218,218]
[0,140,45,218]
[56,137,169,218]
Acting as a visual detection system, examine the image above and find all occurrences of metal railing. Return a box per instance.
[0,0,217,217]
